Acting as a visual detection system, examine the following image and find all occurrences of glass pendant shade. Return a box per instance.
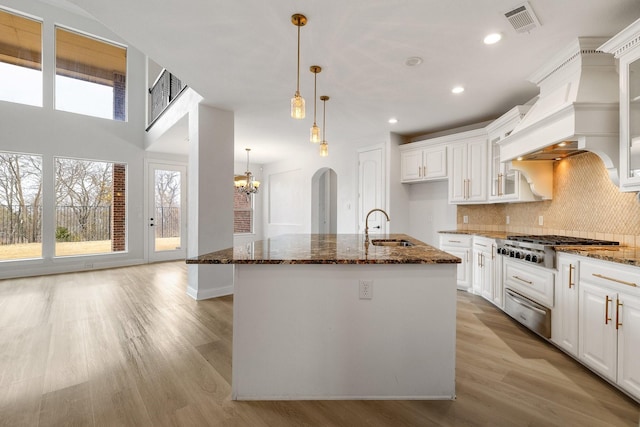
[291,92,305,119]
[310,123,321,143]
[319,141,329,157]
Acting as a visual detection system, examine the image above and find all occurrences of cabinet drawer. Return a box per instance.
[504,259,554,307]
[580,259,640,294]
[439,234,472,248]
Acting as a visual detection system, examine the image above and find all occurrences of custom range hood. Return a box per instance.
[500,38,620,195]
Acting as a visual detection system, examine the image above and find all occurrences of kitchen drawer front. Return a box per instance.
[504,259,555,307]
[580,259,640,294]
[439,234,472,248]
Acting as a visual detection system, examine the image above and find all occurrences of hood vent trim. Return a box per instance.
[504,2,541,33]
[499,37,620,186]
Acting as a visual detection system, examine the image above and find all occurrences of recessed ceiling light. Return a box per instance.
[483,33,502,45]
[452,86,465,94]
[405,56,423,67]
[516,156,523,161]
[388,118,398,124]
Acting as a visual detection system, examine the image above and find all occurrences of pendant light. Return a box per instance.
[310,65,322,143]
[291,14,307,119]
[234,148,260,198]
[319,95,329,157]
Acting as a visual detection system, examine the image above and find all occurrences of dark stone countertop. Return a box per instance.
[186,233,461,265]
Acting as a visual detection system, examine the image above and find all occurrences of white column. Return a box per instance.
[187,104,234,299]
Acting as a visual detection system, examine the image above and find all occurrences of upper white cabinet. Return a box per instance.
[448,129,488,204]
[400,143,447,183]
[486,106,540,203]
[600,19,640,192]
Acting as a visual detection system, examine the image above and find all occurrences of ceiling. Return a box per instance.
[50,0,640,164]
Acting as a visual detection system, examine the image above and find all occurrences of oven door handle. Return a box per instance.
[505,289,547,316]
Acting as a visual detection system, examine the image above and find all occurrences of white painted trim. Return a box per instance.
[186,284,234,300]
[0,258,146,280]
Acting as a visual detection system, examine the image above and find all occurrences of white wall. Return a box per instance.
[408,181,456,246]
[0,0,154,278]
[260,136,384,238]
[387,133,411,234]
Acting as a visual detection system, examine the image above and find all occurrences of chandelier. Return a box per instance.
[234,148,260,197]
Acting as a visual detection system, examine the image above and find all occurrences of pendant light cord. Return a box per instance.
[296,24,301,94]
[313,71,317,124]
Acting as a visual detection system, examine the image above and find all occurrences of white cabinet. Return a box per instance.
[439,234,472,291]
[578,258,640,399]
[400,144,447,183]
[552,254,580,357]
[472,237,497,304]
[448,131,488,203]
[600,19,640,192]
[486,106,539,203]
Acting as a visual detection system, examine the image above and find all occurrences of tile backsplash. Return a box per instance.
[457,152,640,246]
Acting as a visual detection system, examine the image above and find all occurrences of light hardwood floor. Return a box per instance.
[0,261,638,426]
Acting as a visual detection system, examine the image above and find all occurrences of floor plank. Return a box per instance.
[0,261,637,426]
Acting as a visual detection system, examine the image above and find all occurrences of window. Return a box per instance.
[55,27,127,121]
[55,158,126,256]
[234,193,253,234]
[0,9,42,107]
[0,152,42,260]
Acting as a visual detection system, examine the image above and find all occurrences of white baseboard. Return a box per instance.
[186,284,234,300]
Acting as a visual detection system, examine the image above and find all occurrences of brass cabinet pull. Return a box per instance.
[497,173,503,196]
[449,240,461,243]
[616,299,623,330]
[592,273,638,288]
[418,165,422,177]
[491,245,495,259]
[605,295,612,324]
[423,165,426,177]
[568,264,574,289]
[513,275,533,285]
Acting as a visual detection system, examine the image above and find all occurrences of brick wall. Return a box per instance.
[111,163,126,251]
[113,72,126,121]
[234,192,252,234]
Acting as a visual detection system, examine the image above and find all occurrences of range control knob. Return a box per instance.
[525,253,532,261]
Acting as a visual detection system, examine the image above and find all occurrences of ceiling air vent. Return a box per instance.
[504,2,541,33]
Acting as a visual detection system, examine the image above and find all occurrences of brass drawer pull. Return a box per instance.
[616,299,623,330]
[592,273,638,288]
[513,275,533,285]
[605,295,612,324]
[569,264,574,289]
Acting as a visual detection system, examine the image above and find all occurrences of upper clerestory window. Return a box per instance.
[0,8,43,107]
[55,26,127,121]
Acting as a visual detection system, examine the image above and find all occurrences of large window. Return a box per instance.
[0,152,42,261]
[234,193,253,234]
[0,9,42,107]
[55,27,127,121]
[55,158,126,256]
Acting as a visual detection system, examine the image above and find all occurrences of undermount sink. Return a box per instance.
[371,239,414,247]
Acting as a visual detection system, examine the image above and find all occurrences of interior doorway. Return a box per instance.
[311,168,338,234]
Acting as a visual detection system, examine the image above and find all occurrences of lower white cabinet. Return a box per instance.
[439,234,472,290]
[472,237,497,303]
[552,254,580,357]
[578,258,640,400]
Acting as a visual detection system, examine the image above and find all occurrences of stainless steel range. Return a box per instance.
[497,235,619,269]
[498,234,619,338]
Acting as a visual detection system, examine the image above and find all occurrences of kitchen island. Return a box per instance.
[187,233,460,400]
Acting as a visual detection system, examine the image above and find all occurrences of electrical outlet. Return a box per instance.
[359,280,373,300]
[538,215,544,226]
[506,215,510,225]
[463,215,469,224]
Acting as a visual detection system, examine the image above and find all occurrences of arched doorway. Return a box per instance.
[311,168,337,234]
